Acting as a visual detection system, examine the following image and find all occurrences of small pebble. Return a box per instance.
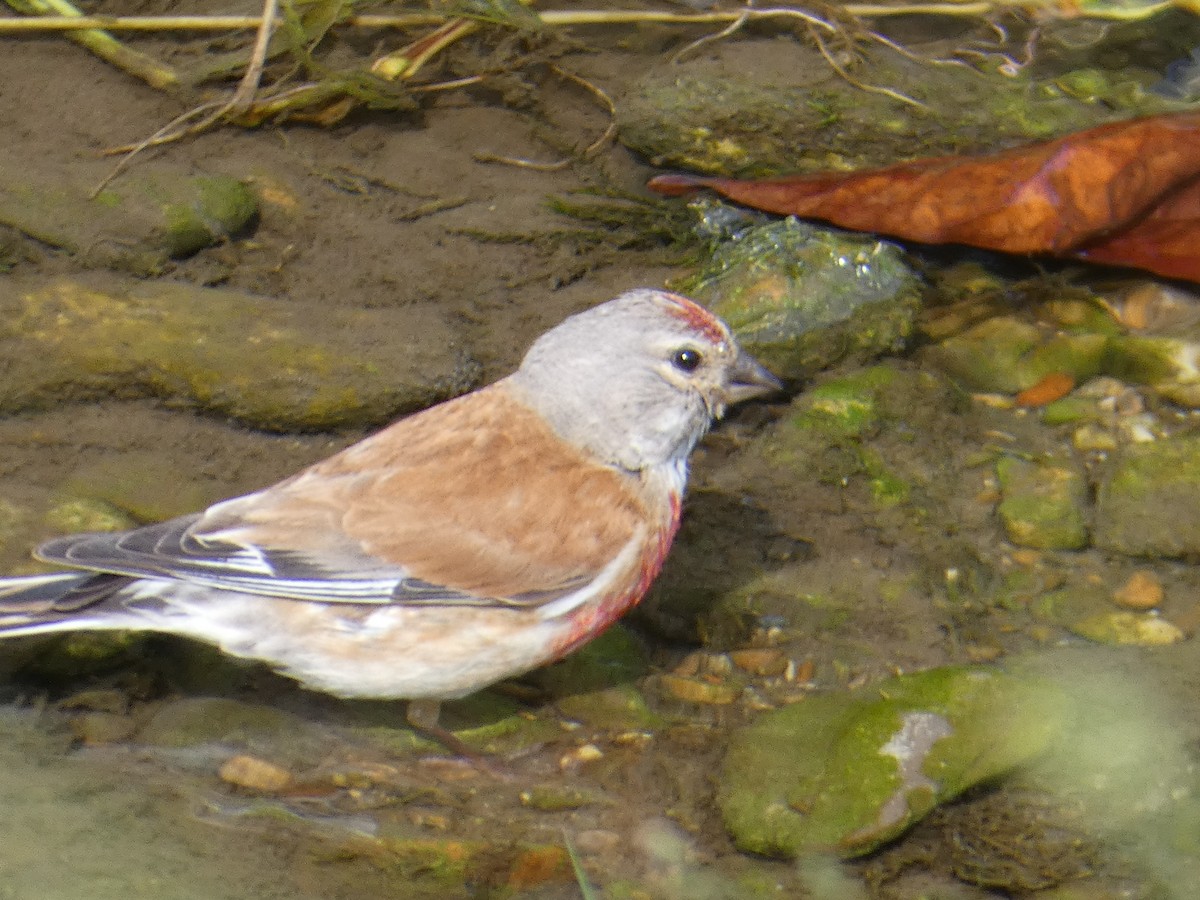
[1112,570,1164,610]
[729,648,788,677]
[964,644,1004,663]
[657,674,739,705]
[789,659,816,684]
[1009,549,1042,567]
[1073,425,1119,452]
[671,651,704,677]
[702,653,733,677]
[218,754,293,793]
[1073,611,1184,646]
[559,743,604,771]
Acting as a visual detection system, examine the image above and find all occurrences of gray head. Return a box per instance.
[507,289,781,472]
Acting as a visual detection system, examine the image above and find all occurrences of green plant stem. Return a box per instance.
[3,0,178,88]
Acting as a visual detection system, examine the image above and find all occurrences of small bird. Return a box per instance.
[0,289,779,753]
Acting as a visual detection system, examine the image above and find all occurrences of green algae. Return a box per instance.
[925,317,1108,395]
[767,366,916,512]
[1094,436,1200,556]
[43,497,136,535]
[995,456,1090,551]
[788,366,898,440]
[681,218,920,381]
[618,43,1186,178]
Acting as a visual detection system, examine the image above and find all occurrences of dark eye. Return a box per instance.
[672,348,703,372]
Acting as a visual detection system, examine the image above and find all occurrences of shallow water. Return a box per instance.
[0,707,320,900]
[4,2,1200,898]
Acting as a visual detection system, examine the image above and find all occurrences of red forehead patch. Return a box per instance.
[661,292,727,345]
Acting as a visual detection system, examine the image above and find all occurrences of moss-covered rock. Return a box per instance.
[42,497,136,535]
[995,456,1090,550]
[1106,334,1200,407]
[0,172,257,274]
[681,218,920,381]
[1094,436,1200,556]
[0,275,480,430]
[1070,610,1184,646]
[718,666,1066,858]
[924,317,1108,395]
[785,366,897,440]
[618,42,1185,177]
[1030,584,1182,646]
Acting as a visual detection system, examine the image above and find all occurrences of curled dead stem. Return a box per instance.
[473,65,618,171]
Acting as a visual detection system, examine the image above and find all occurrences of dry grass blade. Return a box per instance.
[92,0,280,194]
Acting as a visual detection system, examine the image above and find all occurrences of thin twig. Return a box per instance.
[407,74,486,93]
[554,65,618,159]
[91,0,281,194]
[671,5,752,64]
[90,100,226,194]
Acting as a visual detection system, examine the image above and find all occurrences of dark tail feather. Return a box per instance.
[0,572,133,635]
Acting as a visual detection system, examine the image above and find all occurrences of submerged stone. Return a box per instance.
[681,218,921,380]
[42,497,136,535]
[1094,436,1200,556]
[1036,583,1185,646]
[718,666,1065,858]
[0,275,480,430]
[618,47,1175,177]
[0,172,257,274]
[787,366,897,440]
[924,317,1108,395]
[1070,610,1184,646]
[995,456,1090,550]
[1106,334,1200,407]
[137,697,317,753]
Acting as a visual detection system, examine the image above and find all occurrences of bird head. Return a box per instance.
[509,289,781,473]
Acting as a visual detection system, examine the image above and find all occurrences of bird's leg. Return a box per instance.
[405,698,482,759]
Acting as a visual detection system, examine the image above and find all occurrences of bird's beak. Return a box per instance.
[723,351,783,404]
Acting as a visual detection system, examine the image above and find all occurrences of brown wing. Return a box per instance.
[39,383,651,606]
[305,382,651,598]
